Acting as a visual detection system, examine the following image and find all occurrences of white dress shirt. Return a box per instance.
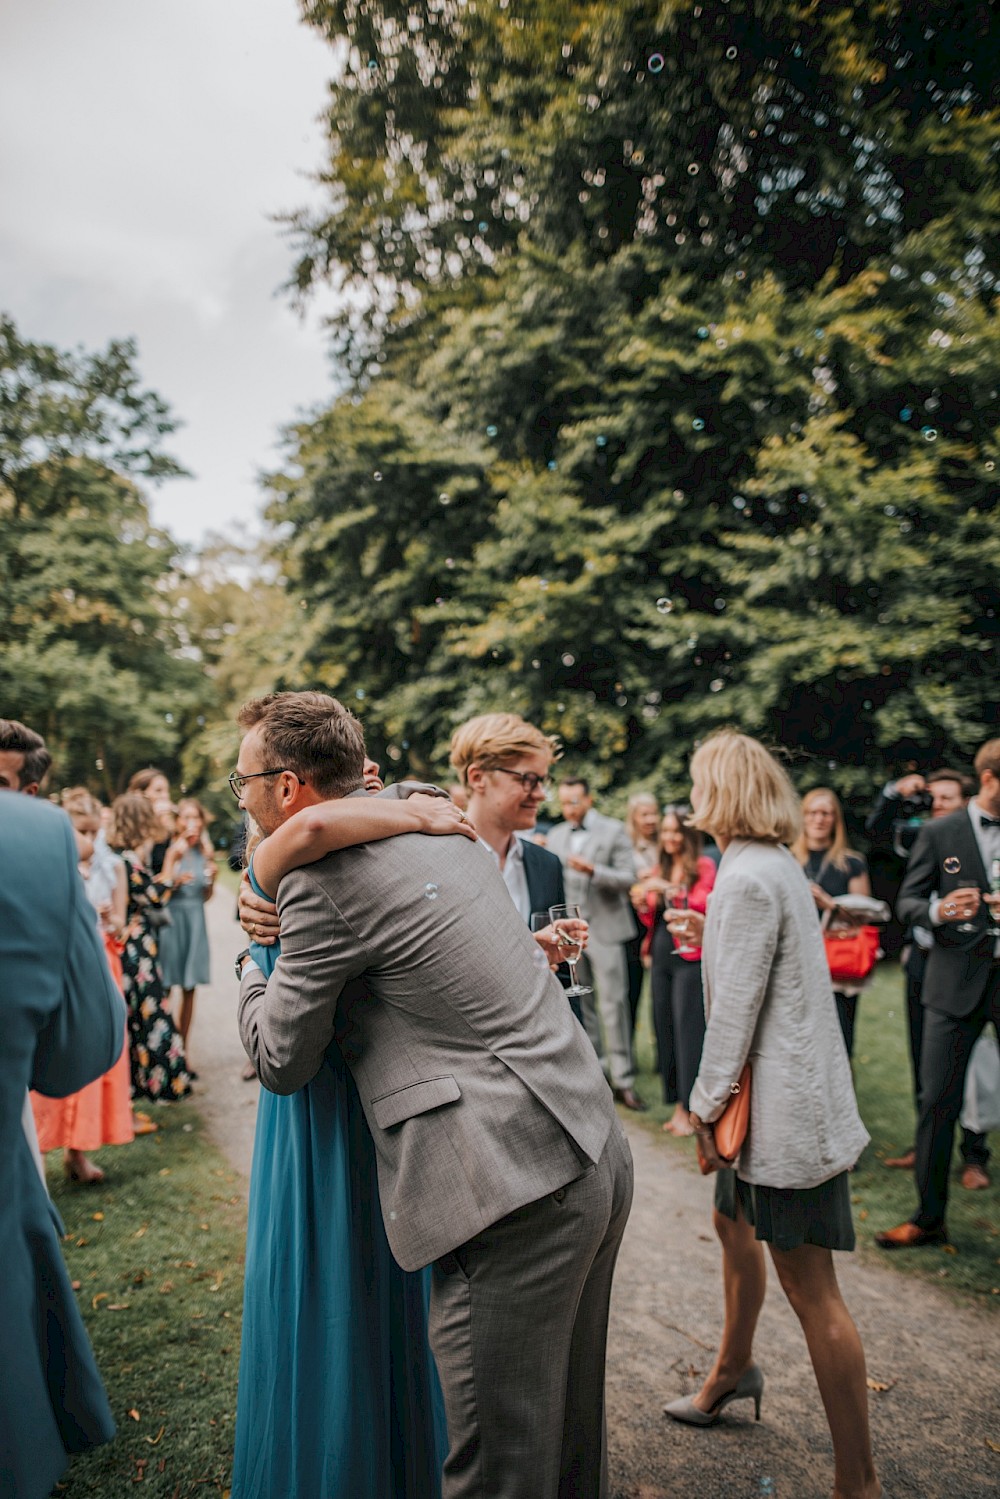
[481,833,531,922]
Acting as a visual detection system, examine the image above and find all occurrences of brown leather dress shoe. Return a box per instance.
[874,1221,948,1250]
[960,1162,990,1191]
[613,1087,648,1112]
[883,1148,916,1170]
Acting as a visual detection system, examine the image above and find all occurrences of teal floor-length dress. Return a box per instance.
[230,865,447,1497]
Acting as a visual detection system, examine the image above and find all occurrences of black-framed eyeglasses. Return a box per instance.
[490,768,551,794]
[228,768,306,800]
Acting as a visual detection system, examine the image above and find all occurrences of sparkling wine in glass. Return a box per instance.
[548,904,593,997]
[945,855,977,933]
[666,885,696,955]
[987,857,1000,940]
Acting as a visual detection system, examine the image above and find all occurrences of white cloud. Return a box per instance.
[0,0,344,545]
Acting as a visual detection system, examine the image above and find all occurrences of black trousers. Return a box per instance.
[904,945,986,1166]
[650,941,705,1109]
[912,963,1000,1230]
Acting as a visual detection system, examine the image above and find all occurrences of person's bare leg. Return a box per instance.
[177,987,196,1049]
[65,1147,104,1183]
[692,1204,766,1410]
[769,1243,880,1499]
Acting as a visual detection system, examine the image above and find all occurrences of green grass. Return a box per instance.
[630,962,1000,1307]
[49,1103,245,1497]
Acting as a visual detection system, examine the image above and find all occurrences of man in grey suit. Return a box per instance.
[235,692,633,1499]
[546,778,646,1110]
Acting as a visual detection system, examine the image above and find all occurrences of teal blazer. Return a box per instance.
[1,794,127,1499]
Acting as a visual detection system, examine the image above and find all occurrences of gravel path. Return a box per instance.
[197,887,1000,1498]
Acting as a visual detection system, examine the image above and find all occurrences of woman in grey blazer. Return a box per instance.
[663,733,881,1499]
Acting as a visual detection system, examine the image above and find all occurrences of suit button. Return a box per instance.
[553,1188,566,1202]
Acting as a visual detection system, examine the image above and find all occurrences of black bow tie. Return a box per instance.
[982,816,1000,830]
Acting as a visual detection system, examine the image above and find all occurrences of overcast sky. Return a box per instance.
[0,0,341,547]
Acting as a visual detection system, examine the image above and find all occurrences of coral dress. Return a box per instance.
[31,854,134,1152]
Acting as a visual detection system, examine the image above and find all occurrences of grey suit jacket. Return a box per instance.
[689,839,869,1189]
[238,803,616,1271]
[546,811,638,944]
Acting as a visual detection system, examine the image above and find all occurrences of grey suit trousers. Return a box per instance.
[429,1120,634,1499]
[576,938,636,1089]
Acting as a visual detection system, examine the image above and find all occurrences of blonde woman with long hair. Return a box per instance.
[790,787,872,1060]
[663,734,880,1499]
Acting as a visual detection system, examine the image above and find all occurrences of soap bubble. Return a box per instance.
[692,418,705,430]
[726,45,738,59]
[709,679,724,692]
[732,494,747,510]
[424,883,440,900]
[648,52,665,73]
[373,471,383,482]
[943,856,961,874]
[595,434,608,448]
[922,427,938,441]
[438,492,451,505]
[697,326,709,339]
[656,597,673,613]
[688,163,699,175]
[486,424,498,437]
[899,407,913,421]
[561,653,576,666]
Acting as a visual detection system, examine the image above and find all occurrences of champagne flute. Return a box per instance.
[665,885,696,955]
[548,903,593,997]
[986,857,1000,940]
[944,855,977,933]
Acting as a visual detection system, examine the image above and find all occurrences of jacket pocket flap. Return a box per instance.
[370,1075,461,1130]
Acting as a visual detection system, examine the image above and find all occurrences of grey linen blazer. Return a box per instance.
[546,811,638,944]
[689,839,869,1189]
[238,804,616,1271]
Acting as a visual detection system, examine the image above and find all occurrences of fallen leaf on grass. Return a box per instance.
[71,1280,81,1291]
[158,1168,171,1177]
[144,1426,166,1446]
[858,1209,869,1221]
[986,1438,1000,1453]
[158,1280,174,1294]
[107,1304,131,1312]
[92,1293,108,1310]
[133,1224,148,1239]
[91,1211,104,1221]
[127,1408,141,1422]
[76,1237,88,1247]
[866,1377,898,1393]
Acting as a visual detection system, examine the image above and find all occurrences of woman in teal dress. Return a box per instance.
[231,831,449,1496]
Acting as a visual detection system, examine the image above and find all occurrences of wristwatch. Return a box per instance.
[234,948,252,981]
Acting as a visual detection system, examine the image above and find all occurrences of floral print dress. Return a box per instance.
[121,852,191,1102]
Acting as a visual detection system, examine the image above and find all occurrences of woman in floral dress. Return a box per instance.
[107,794,191,1112]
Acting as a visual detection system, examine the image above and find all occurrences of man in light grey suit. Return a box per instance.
[546,778,646,1110]
[235,692,633,1499]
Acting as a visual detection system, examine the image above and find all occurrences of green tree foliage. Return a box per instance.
[0,316,203,794]
[272,0,1000,800]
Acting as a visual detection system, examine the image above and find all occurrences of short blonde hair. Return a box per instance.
[60,786,102,825]
[625,791,660,847]
[689,732,801,846]
[449,713,561,788]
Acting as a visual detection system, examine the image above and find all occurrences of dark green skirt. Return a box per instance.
[714,1168,855,1252]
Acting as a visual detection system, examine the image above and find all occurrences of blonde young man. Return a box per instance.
[449,713,567,933]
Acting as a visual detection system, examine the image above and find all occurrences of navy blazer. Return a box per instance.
[522,836,566,921]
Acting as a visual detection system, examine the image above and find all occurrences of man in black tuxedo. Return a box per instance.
[876,738,1000,1248]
